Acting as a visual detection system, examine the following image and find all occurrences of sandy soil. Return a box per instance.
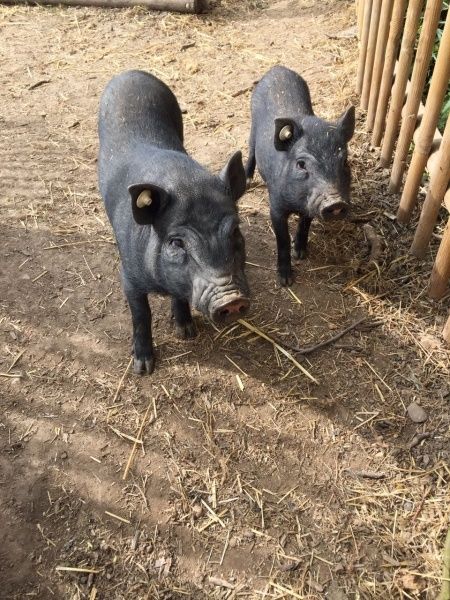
[1,1,449,598]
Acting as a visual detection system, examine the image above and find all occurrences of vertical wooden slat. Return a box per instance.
[371,0,408,146]
[443,312,450,345]
[357,0,373,94]
[357,0,365,39]
[379,0,424,167]
[398,12,450,223]
[410,117,450,257]
[366,0,393,131]
[428,211,450,299]
[389,0,443,194]
[361,0,383,110]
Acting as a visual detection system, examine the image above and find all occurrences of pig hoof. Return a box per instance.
[278,273,294,287]
[175,321,197,339]
[293,248,308,260]
[133,355,155,375]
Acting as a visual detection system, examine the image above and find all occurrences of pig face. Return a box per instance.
[273,106,355,219]
[128,151,250,324]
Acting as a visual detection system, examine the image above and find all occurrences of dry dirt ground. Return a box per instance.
[1,1,449,598]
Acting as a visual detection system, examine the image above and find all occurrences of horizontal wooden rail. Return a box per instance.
[0,0,207,11]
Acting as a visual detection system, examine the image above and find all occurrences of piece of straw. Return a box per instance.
[237,319,318,384]
[122,400,154,480]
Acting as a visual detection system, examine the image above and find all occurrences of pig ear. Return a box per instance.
[336,106,355,142]
[128,183,169,225]
[220,150,247,202]
[274,118,299,151]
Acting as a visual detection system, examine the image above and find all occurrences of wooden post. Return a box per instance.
[371,0,407,146]
[410,117,450,258]
[366,0,393,131]
[428,212,450,300]
[388,0,443,193]
[357,0,373,94]
[0,0,206,10]
[397,12,450,223]
[361,0,382,111]
[379,0,424,167]
[357,0,365,39]
[443,312,450,345]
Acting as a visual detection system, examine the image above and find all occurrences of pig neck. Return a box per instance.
[131,145,217,199]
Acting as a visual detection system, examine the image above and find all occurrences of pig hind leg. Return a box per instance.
[124,282,155,374]
[270,205,293,287]
[293,216,312,260]
[171,298,196,339]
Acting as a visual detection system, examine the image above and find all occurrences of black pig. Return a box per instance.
[98,70,250,374]
[246,65,355,286]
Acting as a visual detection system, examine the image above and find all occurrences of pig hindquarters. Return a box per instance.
[98,70,250,374]
[246,65,355,286]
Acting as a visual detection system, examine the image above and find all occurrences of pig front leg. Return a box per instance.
[294,216,312,260]
[270,206,293,287]
[171,298,196,339]
[124,285,155,375]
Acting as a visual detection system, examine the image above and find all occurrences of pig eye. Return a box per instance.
[169,238,184,250]
[296,160,307,171]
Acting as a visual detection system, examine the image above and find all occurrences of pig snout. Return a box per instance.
[212,296,250,324]
[193,275,250,324]
[319,197,349,221]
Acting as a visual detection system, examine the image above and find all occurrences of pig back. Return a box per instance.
[252,66,314,126]
[98,70,184,154]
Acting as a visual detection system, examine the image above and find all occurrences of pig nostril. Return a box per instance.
[214,298,250,322]
[322,204,347,218]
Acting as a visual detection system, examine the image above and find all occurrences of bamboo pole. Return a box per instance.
[357,0,365,39]
[443,313,450,345]
[361,0,382,110]
[0,0,206,10]
[428,211,450,300]
[410,117,450,257]
[357,0,373,94]
[425,130,444,177]
[371,0,408,146]
[366,0,393,131]
[388,0,443,193]
[379,0,424,167]
[397,12,450,223]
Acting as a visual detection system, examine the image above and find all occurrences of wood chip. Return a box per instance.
[209,576,235,589]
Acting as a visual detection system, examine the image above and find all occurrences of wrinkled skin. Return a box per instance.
[98,70,250,374]
[246,65,355,286]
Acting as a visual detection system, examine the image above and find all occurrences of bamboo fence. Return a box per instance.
[356,0,450,343]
